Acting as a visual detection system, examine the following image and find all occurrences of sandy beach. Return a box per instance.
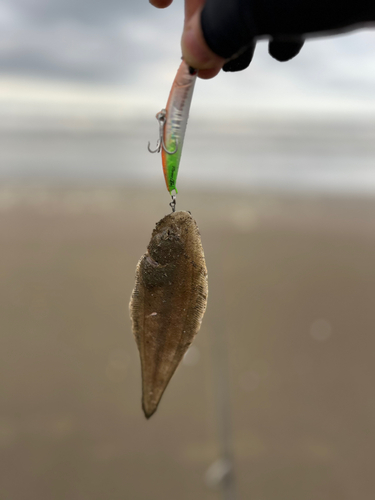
[1,184,375,500]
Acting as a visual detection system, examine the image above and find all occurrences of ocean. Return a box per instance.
[1,116,375,194]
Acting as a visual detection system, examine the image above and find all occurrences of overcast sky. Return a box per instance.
[0,0,374,120]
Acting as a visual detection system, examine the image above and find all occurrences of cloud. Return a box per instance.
[0,0,374,118]
[0,0,183,82]
[7,0,151,25]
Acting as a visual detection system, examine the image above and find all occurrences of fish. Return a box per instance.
[129,211,208,418]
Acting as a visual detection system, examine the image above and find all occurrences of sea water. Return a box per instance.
[0,117,374,194]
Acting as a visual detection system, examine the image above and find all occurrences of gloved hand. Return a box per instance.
[150,0,375,77]
[201,0,375,71]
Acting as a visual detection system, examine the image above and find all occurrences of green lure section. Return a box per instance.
[162,135,181,194]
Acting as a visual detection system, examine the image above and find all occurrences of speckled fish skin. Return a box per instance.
[129,211,208,419]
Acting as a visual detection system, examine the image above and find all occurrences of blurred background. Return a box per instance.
[1,1,375,499]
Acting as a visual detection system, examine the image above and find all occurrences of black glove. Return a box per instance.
[201,0,375,71]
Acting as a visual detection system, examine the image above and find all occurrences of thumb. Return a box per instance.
[181,9,225,78]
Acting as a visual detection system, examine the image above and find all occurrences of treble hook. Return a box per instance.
[147,109,178,155]
[169,194,177,213]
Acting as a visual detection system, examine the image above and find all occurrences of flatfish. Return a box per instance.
[129,211,208,418]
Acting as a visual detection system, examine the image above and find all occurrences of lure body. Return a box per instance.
[162,61,197,194]
[129,211,208,418]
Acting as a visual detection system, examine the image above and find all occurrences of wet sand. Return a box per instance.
[1,184,375,500]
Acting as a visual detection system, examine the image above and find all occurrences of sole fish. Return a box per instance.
[129,211,208,419]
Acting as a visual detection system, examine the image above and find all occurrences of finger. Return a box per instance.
[181,9,225,71]
[185,0,205,21]
[268,37,305,62]
[197,66,222,79]
[222,43,256,72]
[149,0,173,8]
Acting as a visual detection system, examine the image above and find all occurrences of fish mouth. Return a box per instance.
[146,253,160,267]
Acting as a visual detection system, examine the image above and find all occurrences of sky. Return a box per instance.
[0,0,375,121]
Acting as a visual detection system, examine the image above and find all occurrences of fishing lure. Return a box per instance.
[129,211,208,418]
[148,60,198,207]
